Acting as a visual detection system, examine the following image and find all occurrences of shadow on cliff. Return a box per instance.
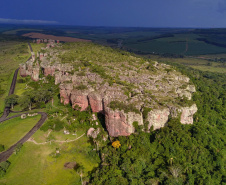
[97,112,107,132]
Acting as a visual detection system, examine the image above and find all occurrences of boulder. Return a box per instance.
[87,128,100,138]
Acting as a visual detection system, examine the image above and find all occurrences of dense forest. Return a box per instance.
[89,63,226,185]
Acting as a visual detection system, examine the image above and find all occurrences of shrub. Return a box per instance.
[17,79,25,83]
[75,84,88,90]
[110,101,140,114]
[40,118,65,132]
[0,144,4,152]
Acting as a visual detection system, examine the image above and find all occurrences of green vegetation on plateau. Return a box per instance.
[0,29,225,185]
[90,65,226,185]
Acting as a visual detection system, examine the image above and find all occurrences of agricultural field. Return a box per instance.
[145,54,226,73]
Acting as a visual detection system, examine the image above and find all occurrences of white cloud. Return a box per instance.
[0,18,58,25]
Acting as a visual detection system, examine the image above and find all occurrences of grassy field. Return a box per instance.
[144,54,226,73]
[0,115,41,151]
[0,128,99,185]
[0,40,30,115]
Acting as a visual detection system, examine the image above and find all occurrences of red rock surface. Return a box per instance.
[44,66,55,76]
[71,91,89,111]
[59,84,73,105]
[88,92,103,113]
[105,108,133,137]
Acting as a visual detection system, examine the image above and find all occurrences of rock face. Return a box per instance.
[44,66,55,76]
[59,84,73,105]
[71,90,89,111]
[20,42,198,137]
[88,92,103,113]
[147,109,170,130]
[105,107,143,137]
[180,104,198,124]
[31,67,40,81]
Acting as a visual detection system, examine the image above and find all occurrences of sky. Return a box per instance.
[1,0,226,28]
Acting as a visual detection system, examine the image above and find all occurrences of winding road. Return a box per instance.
[0,43,47,163]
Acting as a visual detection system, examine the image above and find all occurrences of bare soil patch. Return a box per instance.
[64,162,77,169]
[22,32,91,42]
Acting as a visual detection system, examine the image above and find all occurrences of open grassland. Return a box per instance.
[30,43,46,53]
[0,41,30,115]
[0,115,41,151]
[0,128,99,185]
[145,54,226,73]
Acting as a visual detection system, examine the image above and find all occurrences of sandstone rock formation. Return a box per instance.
[20,42,198,137]
[147,108,170,130]
[180,104,198,124]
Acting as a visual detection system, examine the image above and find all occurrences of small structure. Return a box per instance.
[64,130,70,135]
[21,114,27,119]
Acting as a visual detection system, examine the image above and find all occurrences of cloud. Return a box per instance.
[0,18,58,25]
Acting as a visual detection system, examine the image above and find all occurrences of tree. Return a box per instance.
[19,91,35,110]
[75,163,85,185]
[0,144,4,152]
[112,140,121,149]
[5,94,18,109]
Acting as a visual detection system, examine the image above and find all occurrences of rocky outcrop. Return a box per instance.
[87,128,100,138]
[20,42,199,137]
[31,67,40,81]
[146,108,170,130]
[44,66,55,76]
[19,63,27,77]
[71,90,89,111]
[180,104,197,124]
[88,92,103,113]
[55,72,72,84]
[59,84,73,105]
[105,107,143,137]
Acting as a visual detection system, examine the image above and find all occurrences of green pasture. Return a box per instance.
[0,41,30,116]
[0,128,99,185]
[0,115,41,151]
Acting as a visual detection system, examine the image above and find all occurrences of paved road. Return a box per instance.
[28,42,33,52]
[0,112,47,162]
[0,43,48,162]
[0,68,19,122]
